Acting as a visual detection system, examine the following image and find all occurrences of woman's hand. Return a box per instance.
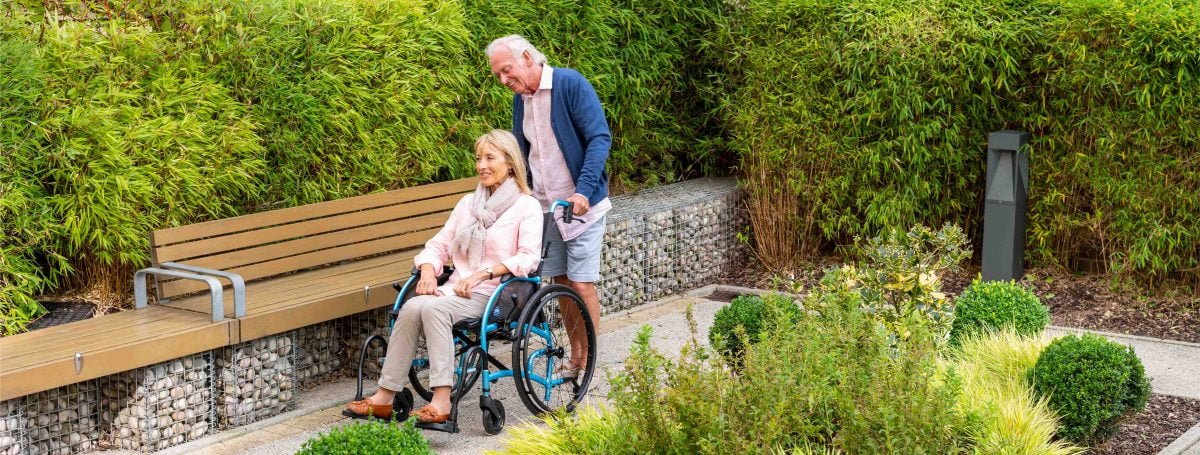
[415,264,439,295]
[454,271,487,297]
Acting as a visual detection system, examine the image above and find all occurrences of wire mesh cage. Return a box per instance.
[339,307,391,380]
[293,320,342,387]
[215,333,297,429]
[101,352,214,451]
[0,398,26,455]
[24,381,100,454]
[600,177,744,313]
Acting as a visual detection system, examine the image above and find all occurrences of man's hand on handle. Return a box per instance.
[567,193,589,217]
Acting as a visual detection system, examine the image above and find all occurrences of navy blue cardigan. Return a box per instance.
[511,67,611,206]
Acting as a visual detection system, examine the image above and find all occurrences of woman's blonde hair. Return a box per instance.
[475,129,531,195]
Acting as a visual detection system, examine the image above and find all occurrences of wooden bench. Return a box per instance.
[0,177,475,401]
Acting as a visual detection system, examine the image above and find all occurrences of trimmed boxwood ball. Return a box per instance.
[709,294,801,361]
[949,279,1049,346]
[298,418,433,455]
[1027,333,1150,445]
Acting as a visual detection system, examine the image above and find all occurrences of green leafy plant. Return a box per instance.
[945,329,1081,455]
[297,417,434,455]
[708,294,801,362]
[820,224,970,348]
[1027,334,1150,445]
[949,279,1050,346]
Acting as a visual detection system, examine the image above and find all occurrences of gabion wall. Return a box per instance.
[339,308,390,380]
[0,399,25,455]
[215,334,296,428]
[24,382,100,454]
[101,352,213,451]
[599,177,744,314]
[294,321,342,387]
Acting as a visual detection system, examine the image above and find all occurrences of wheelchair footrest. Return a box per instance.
[415,419,459,433]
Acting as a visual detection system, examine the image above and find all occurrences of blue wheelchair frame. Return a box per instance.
[350,200,590,434]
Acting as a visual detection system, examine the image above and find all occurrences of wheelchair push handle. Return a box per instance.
[551,200,585,224]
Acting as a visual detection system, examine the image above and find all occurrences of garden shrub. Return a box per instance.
[949,280,1049,346]
[946,329,1081,455]
[298,418,433,455]
[708,294,801,362]
[1028,334,1150,445]
[715,0,1200,283]
[835,224,971,348]
[568,288,970,453]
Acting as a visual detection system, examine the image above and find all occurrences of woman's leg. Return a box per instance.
[364,295,436,405]
[417,292,488,416]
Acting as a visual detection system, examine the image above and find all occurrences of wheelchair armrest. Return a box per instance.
[396,266,455,292]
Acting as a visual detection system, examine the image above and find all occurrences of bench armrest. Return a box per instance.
[135,268,228,322]
[160,262,246,319]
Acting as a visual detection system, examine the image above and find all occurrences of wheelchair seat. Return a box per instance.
[453,317,483,332]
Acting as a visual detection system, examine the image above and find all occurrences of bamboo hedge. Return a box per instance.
[718,0,1200,284]
[2,0,1198,335]
[0,0,722,334]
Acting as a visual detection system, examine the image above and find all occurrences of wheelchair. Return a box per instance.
[346,200,598,434]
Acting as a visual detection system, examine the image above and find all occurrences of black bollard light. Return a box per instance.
[982,130,1030,282]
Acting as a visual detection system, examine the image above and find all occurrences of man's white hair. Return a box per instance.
[486,35,547,65]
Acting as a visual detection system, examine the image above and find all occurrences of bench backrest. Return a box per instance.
[149,178,476,299]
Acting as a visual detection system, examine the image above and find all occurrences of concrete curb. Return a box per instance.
[1160,420,1200,455]
[1046,325,1200,349]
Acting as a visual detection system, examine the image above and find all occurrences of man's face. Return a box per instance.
[489,50,539,95]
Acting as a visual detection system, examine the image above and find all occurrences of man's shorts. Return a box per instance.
[541,215,606,283]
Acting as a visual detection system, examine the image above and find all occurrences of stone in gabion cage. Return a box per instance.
[599,177,743,311]
[0,398,26,455]
[216,334,296,428]
[24,382,100,455]
[598,217,646,314]
[101,352,213,451]
[294,321,342,387]
[339,307,390,379]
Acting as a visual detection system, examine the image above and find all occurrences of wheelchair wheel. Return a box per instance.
[409,340,482,402]
[512,284,597,415]
[480,396,505,435]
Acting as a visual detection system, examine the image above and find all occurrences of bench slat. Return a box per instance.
[156,211,446,298]
[2,318,220,369]
[154,196,459,264]
[151,178,476,247]
[0,310,197,358]
[161,229,434,297]
[166,250,416,315]
[0,308,234,401]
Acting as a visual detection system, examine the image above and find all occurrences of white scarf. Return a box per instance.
[454,177,522,266]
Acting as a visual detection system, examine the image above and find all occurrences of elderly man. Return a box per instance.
[486,35,610,377]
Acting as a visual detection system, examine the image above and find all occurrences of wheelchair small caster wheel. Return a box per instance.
[394,389,414,421]
[480,397,505,435]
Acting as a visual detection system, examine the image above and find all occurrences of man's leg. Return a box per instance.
[555,215,606,370]
[555,276,599,369]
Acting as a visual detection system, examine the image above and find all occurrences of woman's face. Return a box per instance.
[476,145,511,189]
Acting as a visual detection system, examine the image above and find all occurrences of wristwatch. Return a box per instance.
[486,267,494,280]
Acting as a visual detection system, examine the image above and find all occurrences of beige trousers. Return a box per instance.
[378,292,489,391]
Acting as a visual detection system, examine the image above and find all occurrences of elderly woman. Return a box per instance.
[345,130,543,423]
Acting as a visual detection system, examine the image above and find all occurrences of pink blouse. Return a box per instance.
[413,193,544,298]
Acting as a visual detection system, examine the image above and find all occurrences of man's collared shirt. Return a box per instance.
[521,66,611,240]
